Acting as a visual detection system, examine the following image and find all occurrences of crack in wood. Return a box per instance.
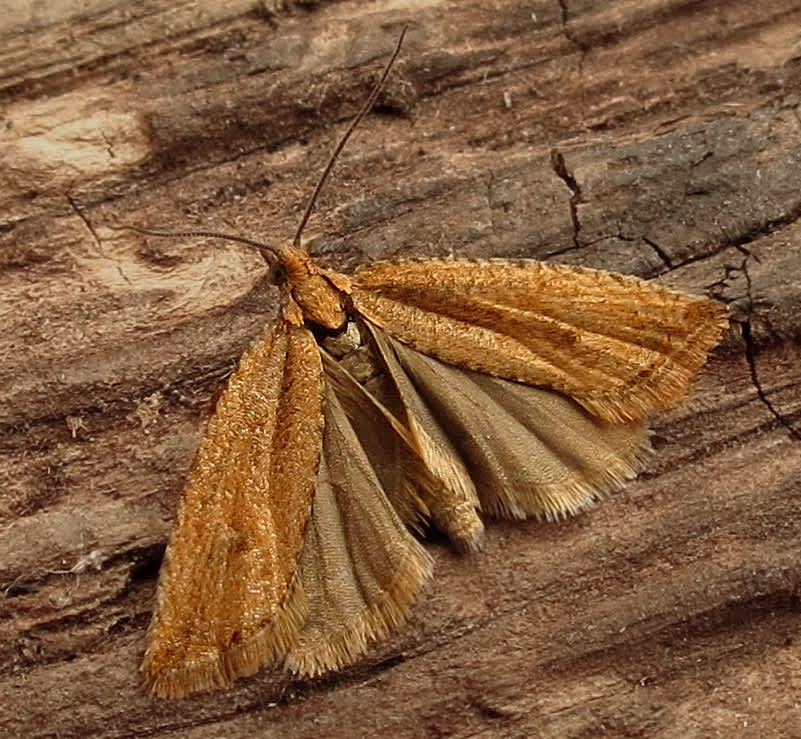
[556,0,589,58]
[740,319,801,441]
[549,148,581,250]
[641,236,673,269]
[733,243,800,439]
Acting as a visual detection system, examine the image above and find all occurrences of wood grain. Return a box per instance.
[1,1,800,737]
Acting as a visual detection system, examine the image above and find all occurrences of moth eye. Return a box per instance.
[269,262,288,285]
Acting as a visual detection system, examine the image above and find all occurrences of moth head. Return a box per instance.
[277,246,349,331]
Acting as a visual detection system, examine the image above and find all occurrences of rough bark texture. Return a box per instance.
[2,1,800,737]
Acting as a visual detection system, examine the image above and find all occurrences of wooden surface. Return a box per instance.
[2,1,801,737]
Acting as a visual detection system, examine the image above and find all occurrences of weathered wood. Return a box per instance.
[1,1,800,737]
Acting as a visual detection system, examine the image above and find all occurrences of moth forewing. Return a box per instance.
[350,258,729,423]
[142,320,324,699]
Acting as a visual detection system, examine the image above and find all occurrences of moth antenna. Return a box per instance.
[107,224,282,266]
[292,25,409,248]
[111,28,407,262]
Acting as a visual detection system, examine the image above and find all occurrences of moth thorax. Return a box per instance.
[280,248,347,330]
[292,274,347,330]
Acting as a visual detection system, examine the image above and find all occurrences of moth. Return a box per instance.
[137,29,729,698]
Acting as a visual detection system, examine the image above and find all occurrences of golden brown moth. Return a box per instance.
[137,29,729,698]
